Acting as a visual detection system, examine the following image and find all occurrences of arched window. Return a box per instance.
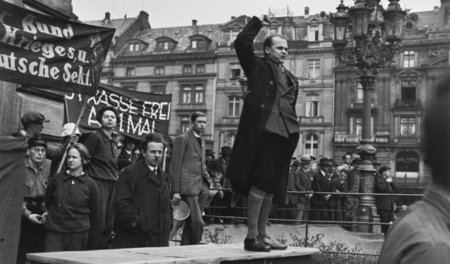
[395,151,419,179]
[304,134,318,157]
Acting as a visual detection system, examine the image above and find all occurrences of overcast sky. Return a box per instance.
[73,0,441,28]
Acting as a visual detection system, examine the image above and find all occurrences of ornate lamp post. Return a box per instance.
[330,0,406,230]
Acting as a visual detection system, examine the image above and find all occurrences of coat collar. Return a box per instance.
[137,159,163,185]
[423,184,450,220]
[188,129,203,157]
[62,171,87,183]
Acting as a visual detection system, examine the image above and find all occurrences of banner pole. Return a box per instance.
[56,95,88,174]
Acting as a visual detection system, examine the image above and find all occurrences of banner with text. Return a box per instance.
[0,0,115,95]
[65,84,172,139]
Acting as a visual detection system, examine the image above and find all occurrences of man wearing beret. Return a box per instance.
[226,14,300,251]
[17,136,50,264]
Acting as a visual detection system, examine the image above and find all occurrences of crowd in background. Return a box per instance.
[15,107,398,263]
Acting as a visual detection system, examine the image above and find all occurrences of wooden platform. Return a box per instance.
[27,243,319,264]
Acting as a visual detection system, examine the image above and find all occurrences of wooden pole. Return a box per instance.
[56,96,88,174]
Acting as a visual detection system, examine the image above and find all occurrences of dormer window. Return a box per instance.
[155,37,177,52]
[307,24,323,42]
[191,40,198,49]
[129,43,140,52]
[189,35,211,50]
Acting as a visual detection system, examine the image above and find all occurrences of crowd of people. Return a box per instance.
[18,13,440,263]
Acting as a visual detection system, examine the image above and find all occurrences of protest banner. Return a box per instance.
[65,84,172,139]
[0,136,27,264]
[0,0,115,95]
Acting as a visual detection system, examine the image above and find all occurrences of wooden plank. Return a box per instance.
[28,243,319,264]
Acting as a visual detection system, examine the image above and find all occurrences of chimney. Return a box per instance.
[305,7,310,17]
[138,11,150,29]
[231,16,236,20]
[192,19,198,27]
[104,12,111,24]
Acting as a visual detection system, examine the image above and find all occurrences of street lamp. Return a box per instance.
[330,0,406,231]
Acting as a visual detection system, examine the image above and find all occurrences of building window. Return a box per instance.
[180,84,205,104]
[126,67,135,77]
[396,151,419,179]
[355,117,362,136]
[181,86,192,104]
[228,30,239,45]
[306,95,319,117]
[308,25,320,41]
[196,64,205,74]
[356,83,363,103]
[307,59,320,79]
[151,84,165,94]
[122,82,137,90]
[183,64,192,74]
[350,116,373,136]
[304,134,318,157]
[400,116,416,136]
[191,40,197,49]
[230,63,242,80]
[194,85,204,103]
[228,96,241,117]
[401,81,416,104]
[403,51,415,68]
[155,66,165,75]
[181,116,190,134]
[156,40,171,51]
[128,43,139,52]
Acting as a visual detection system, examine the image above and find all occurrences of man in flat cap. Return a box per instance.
[286,155,313,221]
[375,165,396,234]
[20,111,50,138]
[17,136,50,263]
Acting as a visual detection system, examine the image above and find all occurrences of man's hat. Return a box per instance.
[61,123,81,137]
[220,146,232,156]
[206,149,215,157]
[28,135,47,148]
[319,157,332,167]
[21,111,49,127]
[299,154,311,163]
[172,200,190,221]
[379,165,391,174]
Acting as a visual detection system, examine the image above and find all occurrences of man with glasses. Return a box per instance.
[17,136,50,264]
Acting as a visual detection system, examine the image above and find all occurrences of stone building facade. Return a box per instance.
[333,0,450,188]
[107,9,336,158]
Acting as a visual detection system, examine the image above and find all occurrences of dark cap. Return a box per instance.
[220,146,232,156]
[28,135,47,148]
[319,157,332,167]
[379,165,391,174]
[206,149,215,157]
[21,111,49,127]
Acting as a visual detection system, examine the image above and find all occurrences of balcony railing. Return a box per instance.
[393,99,422,109]
[393,136,421,144]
